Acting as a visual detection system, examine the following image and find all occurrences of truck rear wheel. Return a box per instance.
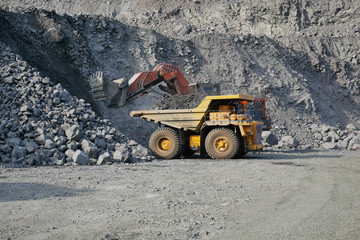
[205,128,239,159]
[149,127,181,159]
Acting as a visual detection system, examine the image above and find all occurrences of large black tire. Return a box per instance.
[149,127,181,159]
[205,128,239,159]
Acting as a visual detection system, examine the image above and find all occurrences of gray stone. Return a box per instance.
[113,148,132,163]
[24,140,38,153]
[95,138,107,149]
[50,158,64,166]
[346,123,357,132]
[131,145,149,158]
[81,139,99,158]
[278,136,298,148]
[262,131,278,145]
[35,133,47,145]
[0,144,12,154]
[3,76,14,84]
[351,144,360,151]
[328,131,340,142]
[25,154,36,165]
[97,152,112,165]
[44,139,56,149]
[348,136,360,150]
[65,149,75,159]
[67,142,78,151]
[314,132,323,140]
[7,137,23,147]
[72,150,89,165]
[43,28,64,43]
[11,146,27,159]
[323,142,338,150]
[66,125,82,141]
[321,125,331,133]
[128,140,137,146]
[310,124,319,133]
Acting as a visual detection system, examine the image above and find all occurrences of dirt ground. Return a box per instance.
[1,151,360,240]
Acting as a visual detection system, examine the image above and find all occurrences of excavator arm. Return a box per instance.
[89,63,194,107]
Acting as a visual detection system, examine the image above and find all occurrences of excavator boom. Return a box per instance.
[89,63,219,107]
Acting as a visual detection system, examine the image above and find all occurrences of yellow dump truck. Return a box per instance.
[130,94,268,159]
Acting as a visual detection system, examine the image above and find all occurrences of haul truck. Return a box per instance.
[130,94,268,159]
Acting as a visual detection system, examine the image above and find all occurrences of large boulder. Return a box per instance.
[97,152,112,165]
[262,131,278,146]
[113,147,132,163]
[132,145,149,159]
[11,146,27,159]
[81,139,99,158]
[323,142,338,150]
[72,150,89,165]
[278,136,298,148]
[65,126,82,141]
[348,136,360,150]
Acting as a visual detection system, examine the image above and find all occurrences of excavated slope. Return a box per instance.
[0,0,359,148]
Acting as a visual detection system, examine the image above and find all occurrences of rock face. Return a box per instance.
[0,44,151,166]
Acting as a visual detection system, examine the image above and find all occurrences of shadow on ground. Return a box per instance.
[0,182,88,202]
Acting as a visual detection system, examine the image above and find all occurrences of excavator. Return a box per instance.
[89,63,220,107]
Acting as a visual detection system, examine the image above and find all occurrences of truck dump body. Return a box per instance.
[130,94,255,132]
[130,94,268,159]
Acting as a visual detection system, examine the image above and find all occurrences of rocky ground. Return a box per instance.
[1,151,360,239]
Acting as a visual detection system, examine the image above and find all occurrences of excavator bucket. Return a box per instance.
[89,71,129,107]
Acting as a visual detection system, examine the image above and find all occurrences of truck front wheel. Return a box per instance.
[205,128,239,159]
[149,127,181,159]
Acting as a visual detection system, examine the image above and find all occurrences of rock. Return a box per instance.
[348,136,360,150]
[128,140,138,146]
[50,158,64,166]
[262,131,278,145]
[65,149,76,159]
[3,76,14,84]
[328,131,340,142]
[310,124,319,133]
[0,144,12,154]
[25,154,36,165]
[351,144,360,150]
[346,123,357,132]
[323,142,338,150]
[44,139,56,149]
[34,133,47,145]
[314,132,323,140]
[24,140,38,153]
[7,137,23,147]
[278,136,298,148]
[43,28,64,43]
[95,138,107,149]
[131,145,149,158]
[338,134,354,149]
[65,125,82,141]
[11,146,27,159]
[72,150,89,165]
[81,139,99,158]
[113,148,132,163]
[321,125,331,133]
[97,152,112,165]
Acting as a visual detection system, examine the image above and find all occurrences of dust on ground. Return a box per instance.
[1,151,360,240]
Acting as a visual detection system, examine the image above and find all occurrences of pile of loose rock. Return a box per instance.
[0,43,150,166]
[262,123,360,151]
